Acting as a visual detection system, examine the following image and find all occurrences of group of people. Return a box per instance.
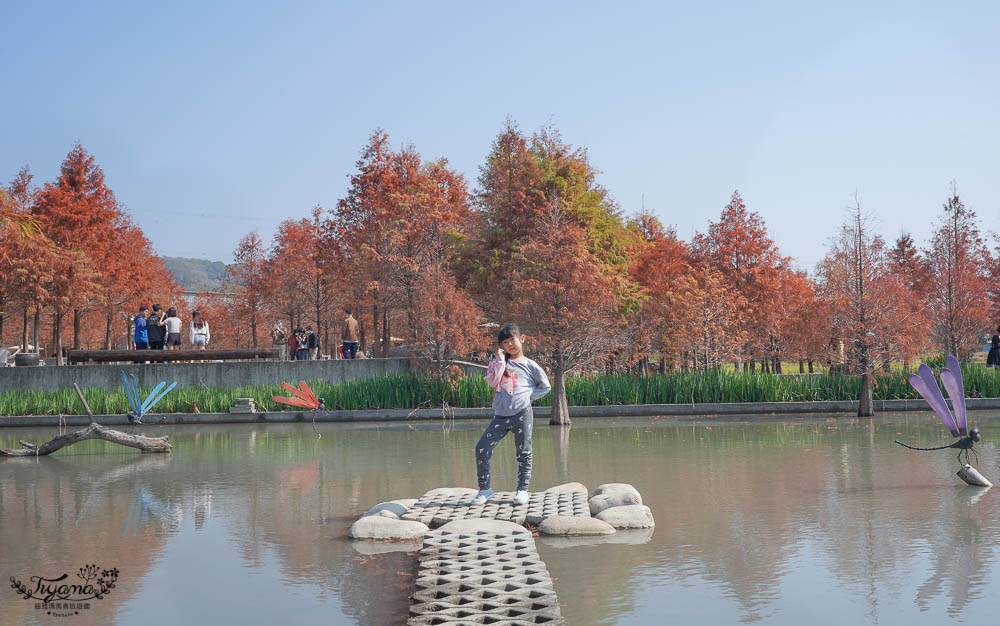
[269,308,362,360]
[133,304,210,350]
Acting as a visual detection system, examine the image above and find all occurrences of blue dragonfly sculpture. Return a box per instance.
[120,371,176,424]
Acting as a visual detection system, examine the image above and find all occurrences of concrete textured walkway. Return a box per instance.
[408,520,565,625]
[401,490,590,528]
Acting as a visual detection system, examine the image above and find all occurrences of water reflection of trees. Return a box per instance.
[544,418,1000,624]
[3,419,997,625]
[0,452,174,624]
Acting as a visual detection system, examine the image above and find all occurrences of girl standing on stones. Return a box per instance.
[474,323,551,505]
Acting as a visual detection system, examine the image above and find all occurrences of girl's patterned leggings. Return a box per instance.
[475,407,533,491]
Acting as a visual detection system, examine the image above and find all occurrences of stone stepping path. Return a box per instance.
[408,520,565,625]
[401,490,589,528]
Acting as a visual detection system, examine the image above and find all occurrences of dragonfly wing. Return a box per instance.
[298,381,319,409]
[130,374,143,415]
[272,395,315,408]
[121,371,140,415]
[141,382,167,415]
[941,356,967,435]
[909,364,960,437]
[281,382,314,404]
[143,382,177,414]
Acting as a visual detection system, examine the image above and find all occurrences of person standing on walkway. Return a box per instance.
[306,325,318,360]
[270,319,288,360]
[163,307,182,351]
[134,305,149,350]
[473,323,551,506]
[190,310,210,349]
[988,325,1000,368]
[294,328,309,360]
[341,308,360,359]
[147,304,166,351]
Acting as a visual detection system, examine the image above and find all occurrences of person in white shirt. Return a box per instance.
[163,307,183,350]
[190,310,210,349]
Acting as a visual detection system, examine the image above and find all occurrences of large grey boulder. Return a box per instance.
[538,515,616,537]
[595,504,655,529]
[593,483,642,500]
[348,515,429,540]
[544,482,589,498]
[589,491,642,515]
[362,498,418,519]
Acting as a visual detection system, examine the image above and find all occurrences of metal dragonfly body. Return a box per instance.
[894,356,981,466]
[120,371,177,424]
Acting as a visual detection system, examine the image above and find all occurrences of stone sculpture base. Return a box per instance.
[957,465,993,487]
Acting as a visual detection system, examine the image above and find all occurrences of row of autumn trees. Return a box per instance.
[0,145,180,365]
[215,122,1000,423]
[3,124,999,421]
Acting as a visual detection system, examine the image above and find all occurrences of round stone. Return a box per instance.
[593,483,641,500]
[595,504,655,529]
[544,482,589,497]
[362,498,418,519]
[589,491,642,515]
[537,515,616,536]
[348,516,429,540]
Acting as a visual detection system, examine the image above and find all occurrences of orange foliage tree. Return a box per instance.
[692,191,790,371]
[816,200,905,373]
[925,187,992,358]
[330,130,481,358]
[224,232,269,348]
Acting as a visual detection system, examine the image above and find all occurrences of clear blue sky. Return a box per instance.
[2,1,997,271]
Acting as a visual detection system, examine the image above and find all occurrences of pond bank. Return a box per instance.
[3,397,1000,427]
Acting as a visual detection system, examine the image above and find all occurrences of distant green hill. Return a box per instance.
[161,256,229,291]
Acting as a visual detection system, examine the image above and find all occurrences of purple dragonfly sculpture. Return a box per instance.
[894,356,981,467]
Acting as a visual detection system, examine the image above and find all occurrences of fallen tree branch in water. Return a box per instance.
[0,384,171,457]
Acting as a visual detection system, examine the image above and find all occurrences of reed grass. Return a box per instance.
[2,367,999,416]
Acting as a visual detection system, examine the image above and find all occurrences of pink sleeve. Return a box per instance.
[484,357,504,391]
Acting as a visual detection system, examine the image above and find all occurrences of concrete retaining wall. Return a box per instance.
[0,358,484,393]
[3,398,999,427]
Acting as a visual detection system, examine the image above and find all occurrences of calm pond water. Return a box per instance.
[2,412,1000,625]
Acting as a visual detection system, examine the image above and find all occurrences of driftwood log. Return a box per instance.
[0,384,171,457]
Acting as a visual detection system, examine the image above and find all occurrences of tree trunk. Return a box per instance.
[22,306,29,352]
[104,312,113,349]
[250,314,258,349]
[659,356,665,374]
[774,358,782,374]
[749,358,755,373]
[32,307,40,354]
[858,372,874,417]
[382,308,390,358]
[799,359,805,373]
[54,311,64,365]
[73,308,82,350]
[371,302,379,357]
[808,360,814,373]
[549,351,570,426]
